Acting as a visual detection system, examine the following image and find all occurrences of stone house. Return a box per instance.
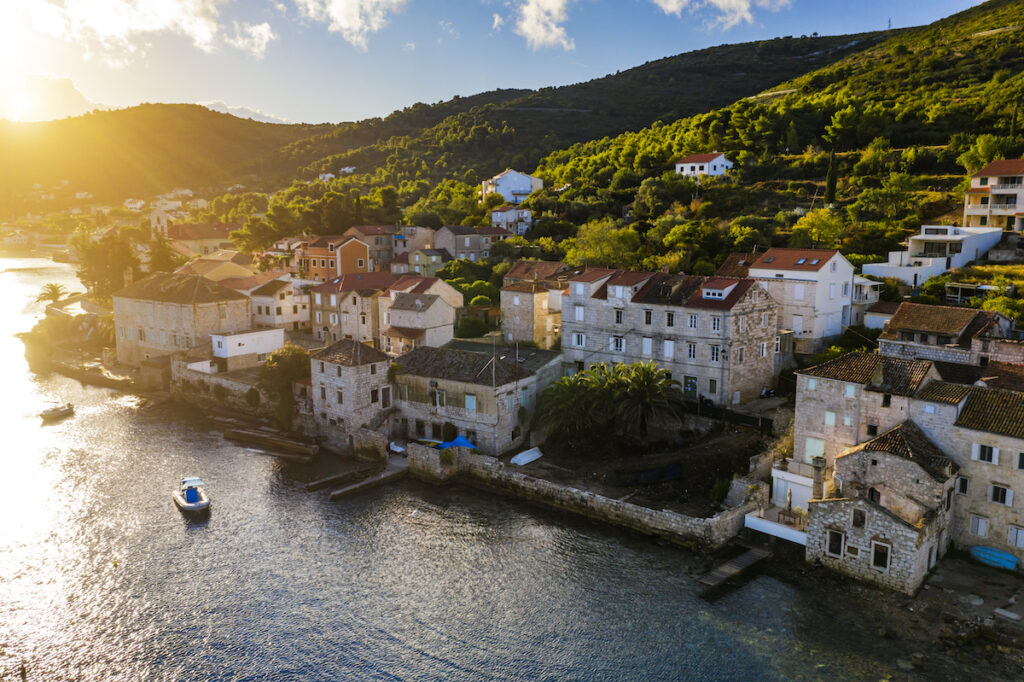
[561,269,780,405]
[311,271,397,346]
[500,282,563,350]
[310,340,392,432]
[407,248,451,278]
[381,293,457,356]
[392,225,434,256]
[491,206,532,235]
[251,279,310,331]
[390,345,561,455]
[175,250,257,282]
[481,169,543,205]
[343,225,398,269]
[745,248,858,354]
[389,252,411,276]
[806,422,957,594]
[434,225,511,262]
[877,302,1013,366]
[166,222,236,256]
[112,272,250,366]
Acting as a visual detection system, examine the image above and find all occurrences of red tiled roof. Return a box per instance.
[606,270,658,286]
[504,259,568,282]
[866,301,901,315]
[684,278,754,310]
[383,326,426,339]
[749,248,838,272]
[973,159,1024,177]
[674,152,725,164]
[569,268,617,283]
[384,275,438,296]
[313,271,396,294]
[716,252,756,278]
[391,252,409,264]
[879,302,983,339]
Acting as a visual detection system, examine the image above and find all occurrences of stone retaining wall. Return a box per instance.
[407,446,758,550]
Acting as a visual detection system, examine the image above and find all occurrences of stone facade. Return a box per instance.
[251,280,310,331]
[343,225,397,269]
[310,340,393,433]
[434,225,511,262]
[561,270,780,405]
[500,283,562,349]
[311,271,396,346]
[877,302,1011,366]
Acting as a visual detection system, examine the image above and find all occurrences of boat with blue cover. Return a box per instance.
[172,477,210,513]
[969,545,1019,571]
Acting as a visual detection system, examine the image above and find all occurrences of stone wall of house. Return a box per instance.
[310,357,392,431]
[169,356,275,419]
[835,449,951,523]
[987,339,1024,364]
[807,497,938,595]
[407,447,758,549]
[114,297,249,366]
[878,339,973,365]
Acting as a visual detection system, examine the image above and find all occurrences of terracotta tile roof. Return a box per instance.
[716,252,756,278]
[866,301,901,315]
[502,281,548,293]
[568,267,617,283]
[674,152,725,164]
[843,421,957,482]
[607,270,658,287]
[749,248,838,272]
[391,252,409,264]
[313,271,396,294]
[441,225,511,237]
[879,302,995,343]
[113,272,248,304]
[346,225,396,236]
[394,346,534,386]
[973,159,1024,178]
[307,235,351,248]
[313,339,388,366]
[798,352,932,396]
[629,273,757,310]
[385,275,438,296]
[416,248,451,259]
[931,362,986,386]
[956,386,1024,439]
[383,326,426,339]
[504,259,569,283]
[979,361,1024,392]
[250,279,291,297]
[915,381,971,404]
[389,292,440,312]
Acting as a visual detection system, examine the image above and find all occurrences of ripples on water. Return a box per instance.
[1,260,911,680]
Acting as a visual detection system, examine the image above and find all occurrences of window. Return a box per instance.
[829,283,836,299]
[830,261,837,272]
[710,345,720,362]
[866,423,878,437]
[794,284,805,300]
[642,337,652,356]
[708,378,718,394]
[687,343,696,360]
[759,342,767,358]
[319,362,325,373]
[611,336,625,353]
[990,484,1013,506]
[465,394,476,413]
[319,384,326,400]
[336,366,342,377]
[971,514,989,537]
[845,384,855,398]
[956,476,969,495]
[371,389,379,404]
[667,312,674,327]
[574,282,584,296]
[614,309,623,324]
[871,542,891,572]
[736,347,744,364]
[432,389,446,408]
[572,332,586,348]
[276,307,282,315]
[980,176,989,186]
[370,364,377,375]
[513,295,520,306]
[336,390,343,404]
[826,530,844,558]
[973,444,998,465]
[824,411,835,426]
[664,340,674,359]
[1018,452,1024,470]
[644,310,652,325]
[925,403,936,414]
[881,394,891,407]
[842,282,850,297]
[574,305,584,322]
[711,316,721,333]
[689,314,697,329]
[852,510,865,528]
[329,260,335,269]
[843,416,852,427]
[805,437,825,460]
[1009,526,1024,549]
[807,378,816,390]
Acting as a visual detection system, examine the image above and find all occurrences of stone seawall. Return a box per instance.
[407,444,758,550]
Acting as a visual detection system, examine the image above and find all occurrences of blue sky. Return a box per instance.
[1,0,983,124]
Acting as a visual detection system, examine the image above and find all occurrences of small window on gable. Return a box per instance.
[807,378,816,390]
[882,394,892,407]
[852,509,865,528]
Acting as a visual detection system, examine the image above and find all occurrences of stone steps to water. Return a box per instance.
[329,457,409,500]
[699,546,773,589]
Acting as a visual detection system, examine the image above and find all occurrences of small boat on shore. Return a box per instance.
[969,545,1019,571]
[172,477,210,514]
[40,403,75,421]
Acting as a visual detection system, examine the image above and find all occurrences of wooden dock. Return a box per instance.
[329,456,408,500]
[698,546,773,589]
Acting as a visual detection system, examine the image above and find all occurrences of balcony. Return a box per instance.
[745,506,808,545]
[774,458,815,478]
[991,182,1024,191]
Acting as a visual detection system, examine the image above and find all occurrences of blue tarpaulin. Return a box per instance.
[439,434,475,449]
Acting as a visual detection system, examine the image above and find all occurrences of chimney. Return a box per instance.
[811,456,826,499]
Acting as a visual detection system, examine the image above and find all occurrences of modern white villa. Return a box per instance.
[862,224,1003,287]
[963,159,1024,232]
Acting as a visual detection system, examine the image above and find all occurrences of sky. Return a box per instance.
[0,0,984,125]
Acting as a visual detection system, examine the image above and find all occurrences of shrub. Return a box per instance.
[439,450,455,466]
[710,477,731,504]
[455,317,489,338]
[245,388,261,407]
[469,295,492,307]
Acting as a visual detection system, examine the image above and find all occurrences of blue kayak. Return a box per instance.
[969,546,1019,571]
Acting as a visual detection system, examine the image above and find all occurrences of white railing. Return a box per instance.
[991,182,1024,191]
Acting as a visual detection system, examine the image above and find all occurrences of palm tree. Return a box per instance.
[536,372,608,454]
[612,361,685,447]
[36,282,67,305]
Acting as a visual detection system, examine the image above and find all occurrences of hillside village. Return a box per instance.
[8,0,1024,603]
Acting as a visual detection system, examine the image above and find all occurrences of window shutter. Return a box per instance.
[971,443,980,461]
[609,337,615,351]
[993,447,1001,466]
[989,485,995,502]
[1007,489,1015,507]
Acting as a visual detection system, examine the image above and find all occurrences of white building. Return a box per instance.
[490,206,532,236]
[482,169,543,205]
[862,224,1004,288]
[124,199,145,211]
[210,328,286,372]
[251,279,311,331]
[674,152,732,178]
[746,249,856,354]
[964,159,1024,232]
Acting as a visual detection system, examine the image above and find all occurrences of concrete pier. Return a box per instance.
[329,456,408,500]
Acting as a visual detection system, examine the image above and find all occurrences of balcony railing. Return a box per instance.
[773,458,815,479]
[991,182,1024,191]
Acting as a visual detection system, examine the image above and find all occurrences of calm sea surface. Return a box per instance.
[0,258,920,680]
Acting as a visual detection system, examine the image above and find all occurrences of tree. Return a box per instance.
[791,208,844,248]
[824,150,837,205]
[36,282,67,304]
[563,218,641,269]
[612,362,685,447]
[259,344,311,429]
[469,295,492,307]
[71,230,140,297]
[148,232,182,272]
[957,134,1010,174]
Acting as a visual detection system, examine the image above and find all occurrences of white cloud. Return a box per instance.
[402,41,415,51]
[225,21,277,58]
[294,0,407,50]
[439,19,459,39]
[515,0,574,51]
[492,13,504,31]
[650,0,791,29]
[199,100,289,123]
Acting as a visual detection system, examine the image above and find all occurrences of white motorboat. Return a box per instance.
[172,477,210,513]
[40,403,74,421]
